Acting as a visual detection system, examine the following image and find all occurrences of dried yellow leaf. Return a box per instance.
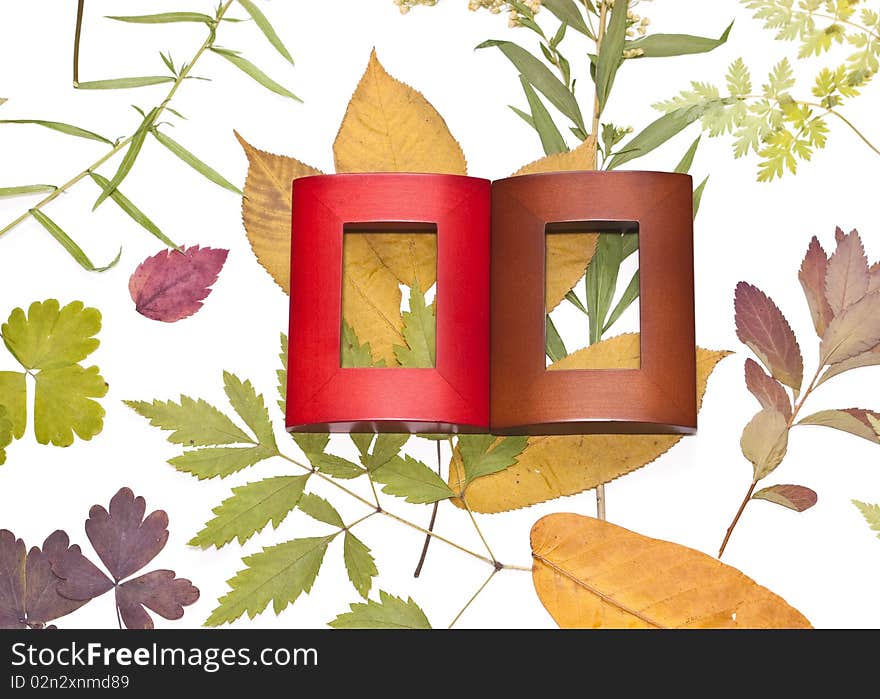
[531,513,812,628]
[513,138,600,312]
[333,49,467,175]
[237,132,322,294]
[450,335,730,513]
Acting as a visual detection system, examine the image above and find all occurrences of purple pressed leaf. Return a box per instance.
[744,358,792,420]
[129,246,228,323]
[52,542,114,602]
[0,530,26,629]
[799,236,834,337]
[25,532,92,627]
[753,484,818,512]
[734,282,804,392]
[115,570,199,630]
[85,487,169,582]
[825,229,869,316]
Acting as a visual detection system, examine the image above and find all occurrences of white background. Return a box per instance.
[1,0,879,629]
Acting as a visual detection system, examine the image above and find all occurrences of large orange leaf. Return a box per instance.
[449,335,730,513]
[531,513,812,628]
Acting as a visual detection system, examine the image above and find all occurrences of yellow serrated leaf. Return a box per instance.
[513,138,600,312]
[333,49,467,175]
[531,513,812,628]
[450,335,731,513]
[237,132,323,294]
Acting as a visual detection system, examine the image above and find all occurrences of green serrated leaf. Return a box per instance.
[223,372,276,449]
[124,396,253,446]
[311,453,365,480]
[298,493,344,528]
[344,532,377,599]
[210,47,301,101]
[291,433,330,456]
[330,590,431,629]
[372,454,455,504]
[236,0,294,64]
[350,433,374,461]
[365,433,410,472]
[394,283,436,368]
[89,172,179,249]
[0,119,112,144]
[190,475,308,549]
[107,12,214,24]
[854,500,880,539]
[277,333,288,414]
[341,320,377,368]
[152,130,243,195]
[76,76,176,90]
[726,58,752,97]
[458,435,529,485]
[2,299,100,370]
[169,445,276,480]
[477,40,585,131]
[206,536,331,626]
[595,0,627,112]
[29,210,120,272]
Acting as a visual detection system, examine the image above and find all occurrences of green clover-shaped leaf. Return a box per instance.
[0,405,12,465]
[0,300,107,447]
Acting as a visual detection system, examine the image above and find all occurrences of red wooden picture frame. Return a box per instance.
[490,171,697,435]
[286,173,491,434]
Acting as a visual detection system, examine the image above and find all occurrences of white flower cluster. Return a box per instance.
[393,0,542,21]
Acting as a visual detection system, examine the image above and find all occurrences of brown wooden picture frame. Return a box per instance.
[490,171,697,435]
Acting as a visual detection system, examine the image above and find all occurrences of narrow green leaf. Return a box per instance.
[624,21,734,58]
[330,591,431,629]
[622,232,639,259]
[477,40,585,131]
[674,136,701,174]
[609,105,708,169]
[595,0,627,112]
[344,532,377,600]
[236,0,294,64]
[585,233,624,343]
[210,47,301,101]
[565,289,587,314]
[206,536,331,626]
[152,130,243,195]
[168,445,276,480]
[372,454,455,504]
[124,396,253,446]
[520,76,568,156]
[223,372,277,449]
[693,175,709,218]
[510,105,536,129]
[298,493,344,528]
[76,76,176,90]
[107,12,214,24]
[160,52,176,75]
[0,185,56,198]
[311,453,365,480]
[394,283,435,368]
[88,173,179,248]
[545,314,568,362]
[189,475,308,549]
[603,270,640,333]
[542,0,592,38]
[0,119,112,144]
[458,435,529,484]
[854,500,880,539]
[29,209,120,272]
[93,107,157,210]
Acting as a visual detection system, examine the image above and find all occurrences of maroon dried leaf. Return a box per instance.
[52,543,114,602]
[0,530,93,629]
[129,245,228,323]
[744,358,792,420]
[818,344,880,385]
[820,292,880,366]
[734,282,804,391]
[835,226,846,244]
[115,570,199,629]
[752,484,818,512]
[86,487,169,582]
[869,263,880,294]
[799,408,880,444]
[799,236,834,337]
[825,228,869,316]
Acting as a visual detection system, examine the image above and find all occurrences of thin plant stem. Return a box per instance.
[462,495,498,565]
[275,452,530,571]
[0,0,236,240]
[824,107,880,158]
[447,568,499,629]
[590,0,608,169]
[718,364,824,557]
[413,439,442,578]
[366,472,381,509]
[73,0,84,87]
